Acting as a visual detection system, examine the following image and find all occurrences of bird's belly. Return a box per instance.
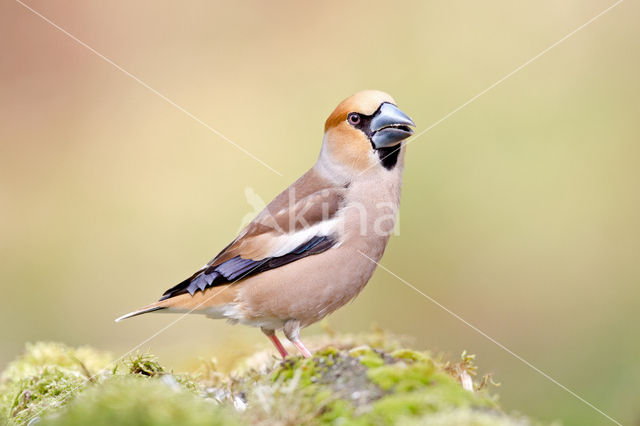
[234,244,382,329]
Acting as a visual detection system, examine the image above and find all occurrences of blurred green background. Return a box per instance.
[1,1,638,424]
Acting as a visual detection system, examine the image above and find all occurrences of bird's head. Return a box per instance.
[319,90,415,176]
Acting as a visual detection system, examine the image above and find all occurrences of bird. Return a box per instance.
[115,90,415,359]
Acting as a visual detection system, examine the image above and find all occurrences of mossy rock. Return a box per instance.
[41,377,239,426]
[0,342,113,425]
[0,339,537,425]
[259,346,516,425]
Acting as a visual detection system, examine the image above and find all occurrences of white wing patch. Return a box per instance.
[266,217,341,258]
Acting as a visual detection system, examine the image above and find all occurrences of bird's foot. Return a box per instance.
[283,319,312,358]
[292,339,312,359]
[262,328,289,359]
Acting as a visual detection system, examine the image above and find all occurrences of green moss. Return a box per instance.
[348,345,385,368]
[390,349,430,363]
[272,358,316,385]
[1,366,87,425]
[1,338,537,426]
[0,344,211,425]
[40,376,239,426]
[260,344,506,425]
[369,379,487,421]
[1,342,112,383]
[367,360,436,391]
[123,352,165,377]
[348,349,496,425]
[319,398,356,424]
[0,342,113,425]
[316,346,339,358]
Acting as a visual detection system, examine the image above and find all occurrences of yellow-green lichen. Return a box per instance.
[40,376,240,426]
[260,344,504,425]
[367,360,437,391]
[348,345,385,368]
[0,338,536,426]
[390,349,430,363]
[0,342,113,425]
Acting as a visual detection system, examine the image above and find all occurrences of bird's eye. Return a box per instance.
[348,113,361,126]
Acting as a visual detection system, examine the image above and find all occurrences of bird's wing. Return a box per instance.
[159,187,346,300]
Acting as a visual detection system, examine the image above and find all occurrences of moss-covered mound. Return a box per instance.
[0,338,534,425]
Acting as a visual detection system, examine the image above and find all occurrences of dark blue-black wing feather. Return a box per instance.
[159,235,334,301]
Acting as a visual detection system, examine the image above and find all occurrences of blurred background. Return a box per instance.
[1,1,638,424]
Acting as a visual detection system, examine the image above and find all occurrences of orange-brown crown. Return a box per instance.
[324,90,396,132]
[320,90,399,172]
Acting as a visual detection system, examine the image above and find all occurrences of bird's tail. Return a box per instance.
[114,301,167,322]
[114,283,237,322]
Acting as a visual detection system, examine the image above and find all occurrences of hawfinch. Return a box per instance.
[116,90,415,358]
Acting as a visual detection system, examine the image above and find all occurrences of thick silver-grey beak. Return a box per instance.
[370,102,415,149]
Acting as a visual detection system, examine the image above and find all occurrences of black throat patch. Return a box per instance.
[376,145,401,170]
[349,105,401,170]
